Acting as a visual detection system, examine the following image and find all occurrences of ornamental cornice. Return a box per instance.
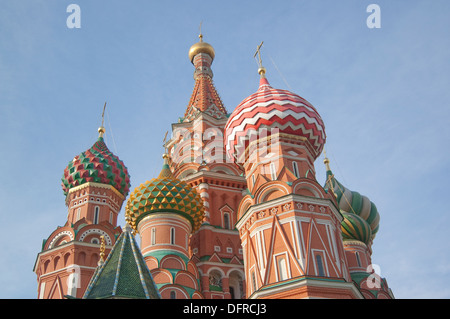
[66,182,124,206]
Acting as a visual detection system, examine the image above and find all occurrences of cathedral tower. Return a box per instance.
[225,56,360,298]
[125,153,205,299]
[164,33,246,299]
[33,122,131,299]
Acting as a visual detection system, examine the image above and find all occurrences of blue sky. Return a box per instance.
[0,0,449,299]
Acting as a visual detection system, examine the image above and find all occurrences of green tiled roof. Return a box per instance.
[83,225,161,299]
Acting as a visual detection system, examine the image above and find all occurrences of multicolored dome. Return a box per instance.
[341,212,373,245]
[225,75,326,162]
[125,155,204,233]
[61,135,131,197]
[324,159,380,241]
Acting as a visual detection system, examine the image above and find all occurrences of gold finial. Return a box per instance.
[98,102,107,138]
[189,23,215,62]
[254,41,266,78]
[163,130,169,155]
[198,21,203,42]
[98,235,105,265]
[323,149,337,198]
[323,149,331,172]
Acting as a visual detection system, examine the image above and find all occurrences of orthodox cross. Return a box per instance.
[199,21,203,41]
[253,41,264,68]
[98,102,107,138]
[163,130,169,154]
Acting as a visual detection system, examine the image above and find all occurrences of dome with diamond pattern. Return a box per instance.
[61,136,131,197]
[125,155,204,233]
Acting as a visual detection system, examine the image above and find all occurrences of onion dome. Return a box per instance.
[125,155,204,233]
[323,156,380,240]
[225,71,326,163]
[188,34,215,63]
[341,212,372,245]
[61,127,131,197]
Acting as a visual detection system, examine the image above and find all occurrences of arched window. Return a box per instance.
[170,227,175,245]
[223,213,230,229]
[292,161,299,178]
[277,256,288,281]
[76,208,81,221]
[151,228,156,245]
[315,254,325,277]
[355,251,362,267]
[170,291,176,299]
[93,206,99,224]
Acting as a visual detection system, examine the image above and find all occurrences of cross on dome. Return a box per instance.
[253,41,266,77]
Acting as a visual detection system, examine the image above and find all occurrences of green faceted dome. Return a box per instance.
[61,136,131,197]
[125,156,204,233]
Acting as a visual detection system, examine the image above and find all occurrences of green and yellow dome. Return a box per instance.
[125,155,204,233]
[323,156,380,243]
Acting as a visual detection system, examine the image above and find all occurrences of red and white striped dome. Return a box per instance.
[225,76,326,162]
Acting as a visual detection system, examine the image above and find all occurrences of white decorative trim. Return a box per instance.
[78,229,112,245]
[48,230,74,249]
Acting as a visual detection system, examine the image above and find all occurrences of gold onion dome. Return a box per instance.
[188,34,215,63]
[125,155,204,233]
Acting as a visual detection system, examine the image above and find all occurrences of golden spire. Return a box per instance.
[98,235,105,266]
[254,41,266,78]
[98,102,107,138]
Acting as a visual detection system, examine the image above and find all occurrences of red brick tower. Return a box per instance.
[33,124,130,299]
[165,34,247,299]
